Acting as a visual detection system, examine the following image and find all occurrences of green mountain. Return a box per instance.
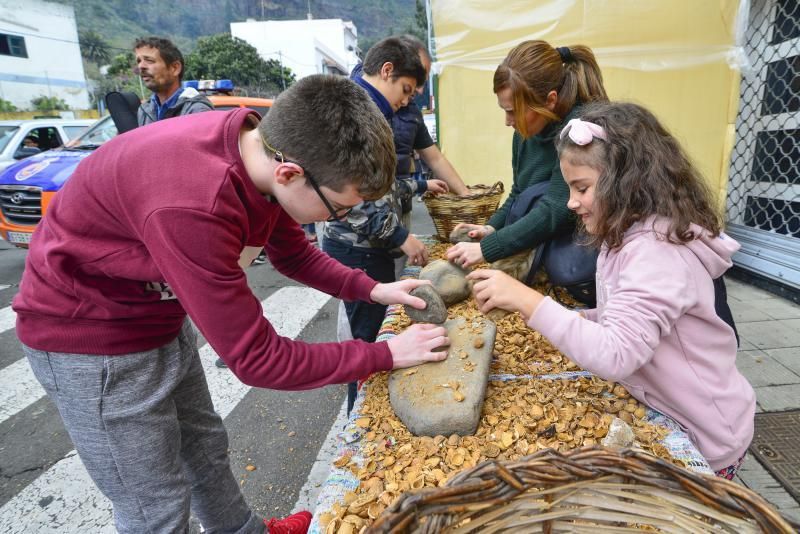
[51,0,418,54]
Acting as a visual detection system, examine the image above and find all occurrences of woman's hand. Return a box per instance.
[370,279,431,307]
[467,269,544,320]
[452,223,494,240]
[388,323,450,368]
[446,242,484,268]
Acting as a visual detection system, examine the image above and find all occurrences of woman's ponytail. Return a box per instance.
[555,45,608,118]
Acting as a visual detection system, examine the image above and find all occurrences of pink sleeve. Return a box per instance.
[527,243,695,381]
[144,208,391,390]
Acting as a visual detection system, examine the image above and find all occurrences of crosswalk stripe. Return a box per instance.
[0,305,16,335]
[0,286,331,533]
[0,358,45,425]
[204,286,332,419]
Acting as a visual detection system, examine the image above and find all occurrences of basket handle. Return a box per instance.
[487,180,504,195]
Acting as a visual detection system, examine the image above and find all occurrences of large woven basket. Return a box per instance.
[368,447,798,533]
[423,182,504,242]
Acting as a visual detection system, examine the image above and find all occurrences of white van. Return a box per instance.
[0,119,94,170]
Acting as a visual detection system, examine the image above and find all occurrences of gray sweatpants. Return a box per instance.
[24,320,264,534]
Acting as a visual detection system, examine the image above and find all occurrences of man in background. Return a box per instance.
[134,36,213,125]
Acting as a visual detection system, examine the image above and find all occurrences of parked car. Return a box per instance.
[0,92,272,248]
[0,119,94,171]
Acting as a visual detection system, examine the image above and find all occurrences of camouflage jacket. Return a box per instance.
[323,176,418,250]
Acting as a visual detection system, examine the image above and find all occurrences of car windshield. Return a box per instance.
[0,126,20,152]
[70,116,117,147]
[63,125,90,139]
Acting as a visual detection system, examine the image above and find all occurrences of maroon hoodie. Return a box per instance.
[14,109,393,390]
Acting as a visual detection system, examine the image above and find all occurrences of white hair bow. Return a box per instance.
[560,118,607,145]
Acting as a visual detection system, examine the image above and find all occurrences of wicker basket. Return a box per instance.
[368,447,798,533]
[423,182,504,242]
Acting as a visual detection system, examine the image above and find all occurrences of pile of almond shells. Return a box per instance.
[319,244,676,533]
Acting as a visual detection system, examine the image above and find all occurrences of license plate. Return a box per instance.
[6,231,32,244]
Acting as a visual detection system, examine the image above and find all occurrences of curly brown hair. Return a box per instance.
[556,101,722,250]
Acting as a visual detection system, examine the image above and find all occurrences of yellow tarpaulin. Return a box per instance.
[431,0,746,206]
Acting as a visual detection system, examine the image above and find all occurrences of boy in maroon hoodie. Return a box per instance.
[13,75,448,533]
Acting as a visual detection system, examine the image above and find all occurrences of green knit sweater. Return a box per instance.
[480,107,579,262]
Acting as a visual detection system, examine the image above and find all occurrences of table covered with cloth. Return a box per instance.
[308,255,713,533]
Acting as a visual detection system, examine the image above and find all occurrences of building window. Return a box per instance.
[0,33,28,58]
[771,0,800,44]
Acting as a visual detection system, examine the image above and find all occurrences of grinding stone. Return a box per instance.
[389,317,496,436]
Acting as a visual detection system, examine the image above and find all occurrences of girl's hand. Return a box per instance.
[452,223,494,240]
[467,269,544,320]
[388,323,450,368]
[445,242,485,268]
[370,279,432,307]
[425,179,449,195]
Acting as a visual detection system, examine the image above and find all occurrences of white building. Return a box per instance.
[0,0,90,110]
[231,18,360,80]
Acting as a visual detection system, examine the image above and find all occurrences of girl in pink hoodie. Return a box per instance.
[468,102,755,477]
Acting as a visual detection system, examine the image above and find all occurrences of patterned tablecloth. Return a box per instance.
[308,261,713,533]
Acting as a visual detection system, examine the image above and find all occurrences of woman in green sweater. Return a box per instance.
[447,40,608,268]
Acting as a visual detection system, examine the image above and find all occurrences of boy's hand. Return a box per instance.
[446,242,484,268]
[467,269,544,320]
[425,179,449,195]
[452,223,494,240]
[400,235,429,267]
[370,279,432,308]
[388,323,450,368]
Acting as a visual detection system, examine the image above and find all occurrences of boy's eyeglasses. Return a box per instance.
[262,137,353,222]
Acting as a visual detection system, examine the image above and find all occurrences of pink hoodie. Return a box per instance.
[528,217,755,470]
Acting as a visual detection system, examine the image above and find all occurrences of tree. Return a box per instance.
[85,55,144,108]
[0,98,17,112]
[106,52,136,77]
[80,30,112,66]
[31,95,69,112]
[184,33,295,97]
[413,0,428,43]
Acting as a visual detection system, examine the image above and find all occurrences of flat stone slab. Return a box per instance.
[389,317,496,436]
[405,285,447,324]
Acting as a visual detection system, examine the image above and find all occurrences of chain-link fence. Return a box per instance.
[727,0,800,290]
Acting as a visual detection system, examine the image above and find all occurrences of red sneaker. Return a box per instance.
[264,511,312,534]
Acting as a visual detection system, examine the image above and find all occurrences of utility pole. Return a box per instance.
[278,50,286,91]
[307,0,312,20]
